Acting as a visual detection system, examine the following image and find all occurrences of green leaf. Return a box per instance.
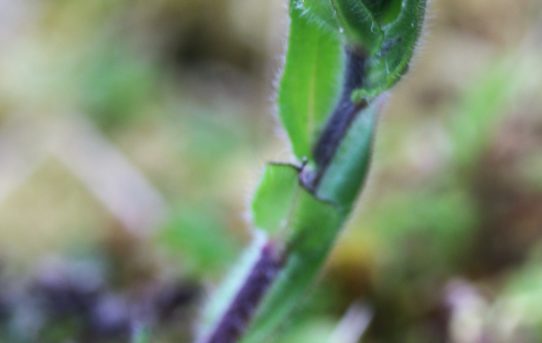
[300,0,340,32]
[317,96,381,208]
[252,164,300,235]
[279,0,344,159]
[352,0,428,100]
[362,0,403,25]
[331,0,383,49]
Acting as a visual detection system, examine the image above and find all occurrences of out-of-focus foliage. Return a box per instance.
[0,0,541,342]
[159,205,240,277]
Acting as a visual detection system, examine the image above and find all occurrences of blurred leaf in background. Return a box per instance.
[159,204,240,278]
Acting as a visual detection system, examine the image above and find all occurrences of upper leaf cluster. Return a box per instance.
[280,0,426,162]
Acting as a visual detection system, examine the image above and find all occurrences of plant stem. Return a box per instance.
[200,48,372,343]
[201,242,283,343]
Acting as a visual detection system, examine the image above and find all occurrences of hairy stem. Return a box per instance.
[201,48,371,343]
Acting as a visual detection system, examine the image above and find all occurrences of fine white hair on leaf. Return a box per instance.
[412,0,434,62]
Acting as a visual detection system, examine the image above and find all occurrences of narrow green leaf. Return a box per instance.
[317,96,382,208]
[252,164,300,235]
[279,0,344,159]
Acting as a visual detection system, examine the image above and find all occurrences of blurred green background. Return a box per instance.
[0,0,541,342]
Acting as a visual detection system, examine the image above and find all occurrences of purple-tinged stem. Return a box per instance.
[202,241,283,343]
